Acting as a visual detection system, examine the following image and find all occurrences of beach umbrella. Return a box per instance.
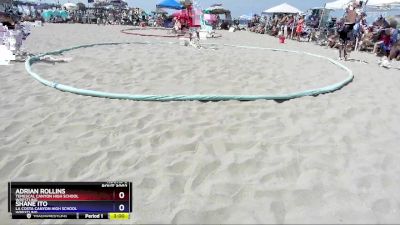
[76,2,86,11]
[325,0,352,10]
[203,5,230,14]
[263,3,302,14]
[156,0,184,10]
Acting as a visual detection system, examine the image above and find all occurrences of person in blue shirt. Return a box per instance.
[389,28,399,60]
[391,27,398,44]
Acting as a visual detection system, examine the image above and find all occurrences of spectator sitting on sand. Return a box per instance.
[373,28,394,56]
[328,33,340,48]
[173,18,181,33]
[358,26,374,51]
[389,40,400,61]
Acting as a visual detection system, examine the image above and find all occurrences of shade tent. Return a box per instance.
[325,0,352,10]
[156,0,184,10]
[263,3,302,14]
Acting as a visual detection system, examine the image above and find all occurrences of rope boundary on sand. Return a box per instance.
[121,27,185,38]
[120,27,223,39]
[25,41,354,102]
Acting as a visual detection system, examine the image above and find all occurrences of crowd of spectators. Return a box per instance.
[245,1,399,61]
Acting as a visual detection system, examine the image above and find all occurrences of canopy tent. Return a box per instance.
[325,0,352,10]
[263,3,302,14]
[156,0,184,10]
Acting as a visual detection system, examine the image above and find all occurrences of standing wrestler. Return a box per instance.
[338,2,359,60]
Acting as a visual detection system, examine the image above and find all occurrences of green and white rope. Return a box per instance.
[25,41,354,102]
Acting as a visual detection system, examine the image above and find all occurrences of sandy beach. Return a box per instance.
[1,23,400,224]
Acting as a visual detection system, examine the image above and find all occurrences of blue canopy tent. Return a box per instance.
[156,0,184,10]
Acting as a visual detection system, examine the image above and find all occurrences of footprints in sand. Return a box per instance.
[270,201,286,224]
[190,161,220,190]
[138,177,158,189]
[2,121,25,137]
[68,151,105,178]
[167,160,190,174]
[371,199,392,215]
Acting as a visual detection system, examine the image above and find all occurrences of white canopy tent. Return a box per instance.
[263,3,302,14]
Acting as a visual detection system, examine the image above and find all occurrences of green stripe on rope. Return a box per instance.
[25,41,354,102]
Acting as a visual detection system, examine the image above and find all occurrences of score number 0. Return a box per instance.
[118,192,125,211]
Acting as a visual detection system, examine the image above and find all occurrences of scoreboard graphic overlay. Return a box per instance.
[8,182,132,220]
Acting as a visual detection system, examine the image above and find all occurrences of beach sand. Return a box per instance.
[1,24,400,224]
